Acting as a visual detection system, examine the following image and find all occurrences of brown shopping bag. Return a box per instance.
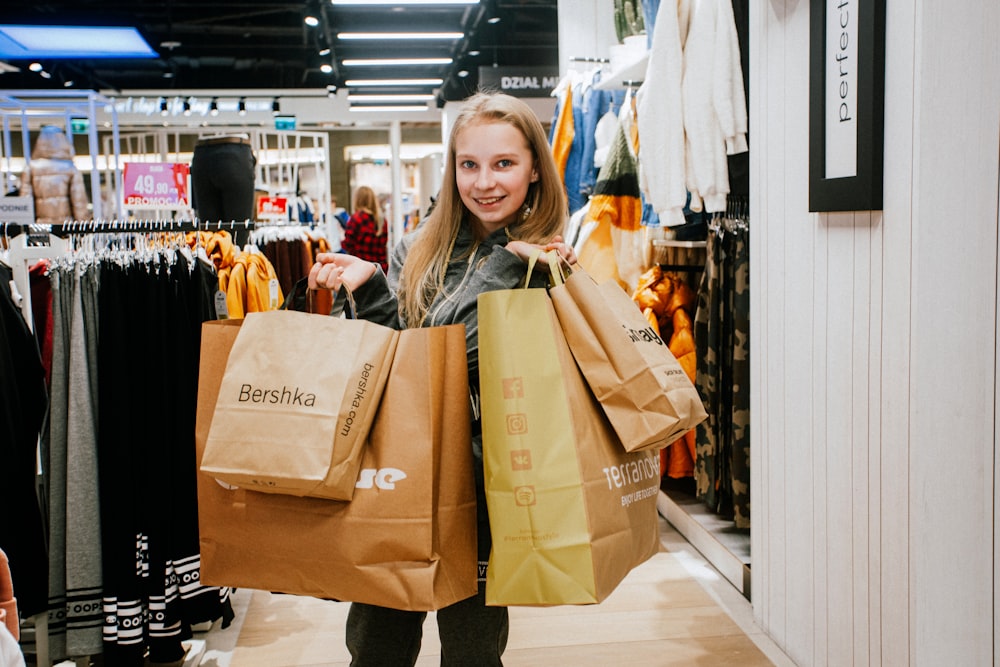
[195,320,478,611]
[201,292,398,500]
[549,263,707,452]
[477,261,661,606]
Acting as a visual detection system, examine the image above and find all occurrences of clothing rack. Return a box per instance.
[2,217,257,667]
[2,219,256,334]
[2,219,256,239]
[569,56,610,63]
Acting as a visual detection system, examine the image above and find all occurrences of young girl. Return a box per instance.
[341,184,388,271]
[309,91,577,666]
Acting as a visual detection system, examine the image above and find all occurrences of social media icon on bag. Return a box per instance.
[506,413,527,434]
[502,377,524,399]
[514,486,536,506]
[510,449,532,470]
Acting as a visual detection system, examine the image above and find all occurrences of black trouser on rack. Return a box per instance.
[190,140,255,245]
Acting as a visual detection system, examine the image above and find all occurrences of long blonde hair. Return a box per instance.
[352,185,385,234]
[398,92,568,327]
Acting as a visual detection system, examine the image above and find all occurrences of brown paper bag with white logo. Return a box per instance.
[196,320,478,610]
[201,307,398,499]
[478,281,661,606]
[550,265,707,452]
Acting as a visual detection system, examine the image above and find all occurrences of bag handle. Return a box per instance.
[329,284,358,319]
[282,276,358,319]
[525,249,566,289]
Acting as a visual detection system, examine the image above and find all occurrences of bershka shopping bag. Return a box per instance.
[478,257,661,606]
[196,320,478,610]
[201,288,398,500]
[549,263,707,452]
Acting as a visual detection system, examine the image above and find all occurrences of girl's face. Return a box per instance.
[454,119,539,235]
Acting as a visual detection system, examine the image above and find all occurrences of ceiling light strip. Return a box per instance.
[347,94,436,102]
[332,0,477,5]
[345,78,444,86]
[337,32,463,40]
[342,58,452,66]
[349,105,432,112]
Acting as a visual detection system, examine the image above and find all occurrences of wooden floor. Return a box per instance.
[185,516,795,667]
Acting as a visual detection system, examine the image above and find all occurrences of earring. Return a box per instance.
[520,202,532,221]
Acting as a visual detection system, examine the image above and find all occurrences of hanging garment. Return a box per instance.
[549,83,576,184]
[726,223,750,527]
[632,266,699,478]
[0,262,49,622]
[29,260,54,384]
[638,0,748,219]
[580,120,644,291]
[97,255,234,666]
[636,0,687,226]
[224,249,284,319]
[694,218,750,528]
[680,0,749,213]
[45,267,72,660]
[243,227,333,316]
[62,263,102,656]
[576,74,618,204]
[694,230,723,511]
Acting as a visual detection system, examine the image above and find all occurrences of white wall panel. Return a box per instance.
[748,0,772,637]
[851,212,874,666]
[863,210,884,666]
[994,153,1000,666]
[876,0,914,660]
[752,0,999,664]
[908,1,999,660]
[822,211,855,666]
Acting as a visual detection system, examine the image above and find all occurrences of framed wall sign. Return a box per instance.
[808,0,886,212]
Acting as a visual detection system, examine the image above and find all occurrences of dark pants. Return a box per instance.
[190,142,255,244]
[345,517,508,666]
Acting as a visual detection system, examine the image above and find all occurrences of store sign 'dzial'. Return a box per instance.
[479,66,560,98]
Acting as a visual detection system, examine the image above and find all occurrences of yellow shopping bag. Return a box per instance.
[477,254,661,606]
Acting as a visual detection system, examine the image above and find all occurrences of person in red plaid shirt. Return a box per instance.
[342,185,388,271]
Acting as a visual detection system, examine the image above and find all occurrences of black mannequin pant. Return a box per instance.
[190,142,255,245]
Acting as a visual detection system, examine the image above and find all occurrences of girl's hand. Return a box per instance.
[308,252,377,292]
[505,235,577,266]
[543,235,577,266]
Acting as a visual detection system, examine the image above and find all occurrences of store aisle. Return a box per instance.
[182,515,792,667]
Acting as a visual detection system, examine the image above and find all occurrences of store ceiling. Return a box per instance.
[0,0,559,105]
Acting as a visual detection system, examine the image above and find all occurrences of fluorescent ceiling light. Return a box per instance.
[0,25,157,59]
[349,105,430,112]
[337,32,463,40]
[343,57,452,66]
[345,78,444,86]
[332,1,477,5]
[347,94,435,102]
